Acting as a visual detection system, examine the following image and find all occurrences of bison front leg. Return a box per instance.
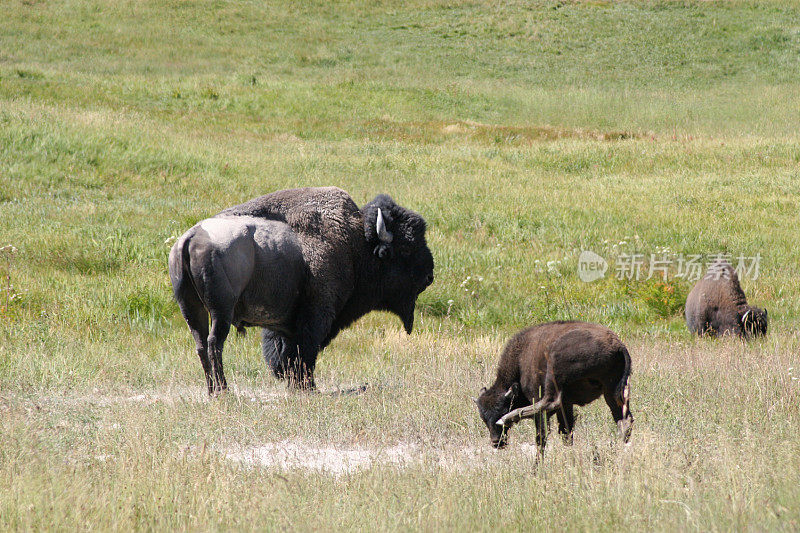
[287,353,317,391]
[534,412,548,454]
[603,390,633,443]
[287,356,316,391]
[289,311,332,391]
[556,403,575,446]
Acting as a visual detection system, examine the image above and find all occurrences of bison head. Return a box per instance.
[741,306,768,338]
[475,383,523,448]
[363,195,434,334]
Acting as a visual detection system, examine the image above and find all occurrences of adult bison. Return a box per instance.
[475,321,633,450]
[685,259,767,338]
[169,187,434,394]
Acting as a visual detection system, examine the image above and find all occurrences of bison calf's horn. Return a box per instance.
[496,405,541,427]
[475,321,634,451]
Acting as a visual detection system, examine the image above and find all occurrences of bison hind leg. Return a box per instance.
[556,403,575,446]
[533,389,562,413]
[173,271,214,394]
[207,313,231,395]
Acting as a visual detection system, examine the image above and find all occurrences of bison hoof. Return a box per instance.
[618,418,633,443]
[288,378,317,392]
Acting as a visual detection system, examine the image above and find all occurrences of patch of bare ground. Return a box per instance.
[358,118,644,144]
[272,132,303,143]
[222,439,543,475]
[2,383,371,409]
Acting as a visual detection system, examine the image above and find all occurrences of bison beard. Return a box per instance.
[261,329,296,380]
[257,192,432,388]
[170,187,434,394]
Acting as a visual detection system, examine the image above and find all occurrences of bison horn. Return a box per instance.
[496,404,542,427]
[741,309,751,324]
[376,209,393,243]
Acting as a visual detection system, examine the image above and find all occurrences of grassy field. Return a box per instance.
[2,0,800,530]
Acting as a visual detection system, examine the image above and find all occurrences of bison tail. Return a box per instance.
[168,237,185,299]
[169,234,202,306]
[616,346,632,419]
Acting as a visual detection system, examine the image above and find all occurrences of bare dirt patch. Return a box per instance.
[361,118,644,144]
[225,441,414,475]
[223,439,540,475]
[9,383,371,410]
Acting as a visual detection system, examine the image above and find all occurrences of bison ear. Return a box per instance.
[504,383,520,399]
[475,386,487,402]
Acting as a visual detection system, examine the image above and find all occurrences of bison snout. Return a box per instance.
[491,437,508,449]
[424,273,434,288]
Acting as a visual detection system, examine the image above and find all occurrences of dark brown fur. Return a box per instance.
[685,259,767,338]
[170,187,434,394]
[475,321,633,450]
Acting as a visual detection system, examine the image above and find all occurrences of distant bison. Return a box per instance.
[685,259,767,338]
[475,321,633,450]
[169,187,434,394]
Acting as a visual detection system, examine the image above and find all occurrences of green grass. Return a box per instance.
[2,0,800,530]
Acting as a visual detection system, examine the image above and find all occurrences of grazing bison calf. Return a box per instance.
[685,259,767,338]
[169,187,434,394]
[475,321,633,450]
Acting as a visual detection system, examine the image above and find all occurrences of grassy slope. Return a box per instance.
[1,0,800,530]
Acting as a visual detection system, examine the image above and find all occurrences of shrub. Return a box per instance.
[640,280,687,318]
